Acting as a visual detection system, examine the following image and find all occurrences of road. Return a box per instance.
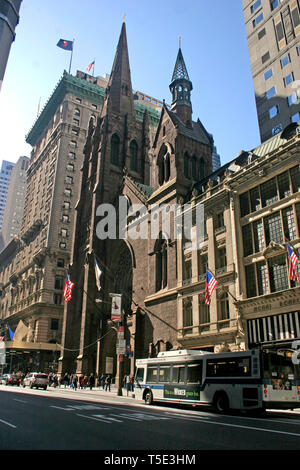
[0,384,300,455]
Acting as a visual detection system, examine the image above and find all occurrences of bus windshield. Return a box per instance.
[262,349,300,382]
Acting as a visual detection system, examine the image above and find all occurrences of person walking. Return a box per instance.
[100,374,106,390]
[105,374,111,392]
[88,373,95,390]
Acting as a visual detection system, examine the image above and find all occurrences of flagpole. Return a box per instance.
[69,38,74,74]
[93,58,95,77]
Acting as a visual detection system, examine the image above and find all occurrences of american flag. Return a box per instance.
[205,270,218,306]
[287,244,299,283]
[85,60,95,73]
[64,272,74,303]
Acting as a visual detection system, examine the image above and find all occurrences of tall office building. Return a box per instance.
[0,0,22,91]
[243,0,300,142]
[0,155,29,247]
[0,160,15,230]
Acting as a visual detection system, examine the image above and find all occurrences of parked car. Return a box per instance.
[0,374,21,386]
[23,372,48,390]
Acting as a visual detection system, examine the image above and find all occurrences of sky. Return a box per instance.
[0,0,261,167]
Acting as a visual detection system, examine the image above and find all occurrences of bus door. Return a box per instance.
[262,349,299,405]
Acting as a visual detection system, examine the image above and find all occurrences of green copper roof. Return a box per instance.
[26,71,161,146]
[26,71,105,145]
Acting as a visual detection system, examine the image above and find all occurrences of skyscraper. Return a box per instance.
[243,0,300,142]
[0,160,15,230]
[0,155,29,247]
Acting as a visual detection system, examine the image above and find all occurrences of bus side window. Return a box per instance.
[187,363,202,384]
[147,366,158,383]
[159,366,171,382]
[172,365,185,383]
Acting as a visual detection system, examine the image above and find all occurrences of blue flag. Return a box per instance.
[8,327,14,340]
[57,39,73,51]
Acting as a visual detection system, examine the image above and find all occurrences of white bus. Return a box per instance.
[134,348,300,413]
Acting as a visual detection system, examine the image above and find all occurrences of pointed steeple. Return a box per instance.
[169,46,193,125]
[101,21,135,118]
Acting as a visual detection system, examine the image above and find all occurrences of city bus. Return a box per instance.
[134,348,300,413]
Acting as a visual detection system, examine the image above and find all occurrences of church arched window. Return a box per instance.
[110,133,120,165]
[130,140,138,172]
[199,158,205,180]
[184,152,190,179]
[192,156,197,180]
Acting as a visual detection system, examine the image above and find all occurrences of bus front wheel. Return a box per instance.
[213,392,229,413]
[144,390,153,405]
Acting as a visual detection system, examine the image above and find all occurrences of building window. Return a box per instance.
[284,72,294,86]
[59,242,66,249]
[253,219,265,252]
[288,92,298,106]
[110,134,120,165]
[65,176,73,184]
[269,104,279,119]
[291,112,300,122]
[53,294,62,305]
[130,140,138,172]
[253,12,264,28]
[69,152,76,159]
[264,213,284,245]
[54,277,63,290]
[218,293,229,329]
[192,157,197,180]
[64,188,72,197]
[281,54,290,68]
[250,184,262,211]
[260,177,278,206]
[199,296,210,331]
[51,318,59,330]
[262,51,270,64]
[290,165,300,193]
[272,123,283,135]
[242,224,253,256]
[245,265,257,298]
[62,215,69,223]
[266,86,276,99]
[264,68,273,81]
[282,206,297,241]
[291,2,300,29]
[184,152,190,179]
[183,297,193,335]
[277,171,291,199]
[155,235,168,291]
[74,108,80,116]
[60,228,68,237]
[270,0,279,10]
[57,258,65,267]
[67,163,74,172]
[216,247,227,270]
[63,201,71,210]
[251,0,261,13]
[257,261,269,295]
[215,212,224,230]
[183,257,192,284]
[269,255,289,292]
[198,253,208,279]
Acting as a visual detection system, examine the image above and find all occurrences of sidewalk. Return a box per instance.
[49,384,137,399]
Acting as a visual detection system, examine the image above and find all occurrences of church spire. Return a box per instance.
[169,44,193,125]
[101,21,135,118]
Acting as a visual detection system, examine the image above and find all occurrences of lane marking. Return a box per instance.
[76,413,114,424]
[0,418,17,429]
[13,399,27,403]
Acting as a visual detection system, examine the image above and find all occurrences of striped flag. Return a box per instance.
[287,244,299,283]
[64,272,74,303]
[86,60,95,73]
[205,270,218,306]
[94,256,102,291]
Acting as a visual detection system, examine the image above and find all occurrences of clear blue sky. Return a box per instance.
[0,0,260,166]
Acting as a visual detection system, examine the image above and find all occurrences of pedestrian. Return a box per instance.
[130,375,134,391]
[105,374,111,391]
[88,373,95,390]
[63,373,69,388]
[100,374,106,390]
[79,374,84,389]
[71,375,78,390]
[126,374,130,396]
[83,375,88,388]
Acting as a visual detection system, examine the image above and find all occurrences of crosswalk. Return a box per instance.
[50,403,172,424]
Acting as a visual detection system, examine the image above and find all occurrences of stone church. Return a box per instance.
[58,21,213,379]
